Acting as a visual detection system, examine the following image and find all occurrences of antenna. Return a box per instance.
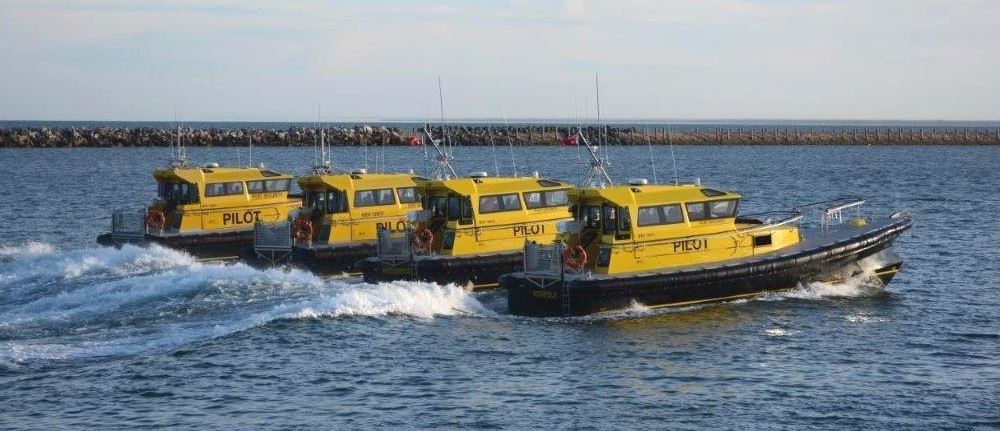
[503,114,518,177]
[488,123,500,177]
[313,104,332,173]
[644,126,658,184]
[668,121,679,185]
[438,76,449,151]
[248,135,253,167]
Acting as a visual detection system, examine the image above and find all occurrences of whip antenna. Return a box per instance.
[645,127,657,184]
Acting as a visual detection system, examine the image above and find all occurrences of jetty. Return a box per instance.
[2,124,999,148]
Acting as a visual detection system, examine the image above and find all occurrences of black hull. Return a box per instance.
[295,244,374,275]
[502,216,913,317]
[357,252,523,289]
[97,231,252,260]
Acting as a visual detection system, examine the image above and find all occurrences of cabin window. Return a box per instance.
[602,206,617,234]
[205,182,245,197]
[686,202,708,221]
[397,187,420,204]
[461,196,473,224]
[308,191,326,212]
[265,179,290,192]
[447,195,460,221]
[355,188,396,207]
[709,200,738,218]
[637,204,684,227]
[327,190,347,213]
[247,181,265,193]
[479,193,522,213]
[427,196,447,218]
[158,181,199,204]
[523,189,570,209]
[578,205,601,229]
[618,207,631,232]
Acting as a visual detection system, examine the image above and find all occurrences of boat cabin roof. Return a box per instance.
[426,176,572,196]
[576,184,741,207]
[154,166,292,184]
[298,172,427,191]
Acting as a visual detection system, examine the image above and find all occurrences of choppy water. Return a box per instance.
[0,146,997,429]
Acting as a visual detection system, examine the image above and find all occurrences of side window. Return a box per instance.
[247,181,265,193]
[354,190,376,207]
[265,179,290,192]
[397,187,420,203]
[709,200,737,218]
[479,194,521,213]
[524,192,543,209]
[638,204,684,226]
[637,206,662,226]
[226,182,244,195]
[205,183,227,197]
[377,189,396,205]
[661,204,684,224]
[523,189,569,209]
[686,202,708,221]
[545,190,569,206]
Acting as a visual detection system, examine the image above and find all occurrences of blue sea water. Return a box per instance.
[0,145,997,429]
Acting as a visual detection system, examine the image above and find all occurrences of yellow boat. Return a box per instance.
[98,163,301,259]
[253,168,428,274]
[356,172,575,289]
[499,133,913,316]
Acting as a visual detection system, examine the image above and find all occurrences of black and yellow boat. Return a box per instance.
[356,172,576,289]
[500,181,912,317]
[249,168,427,275]
[97,162,301,259]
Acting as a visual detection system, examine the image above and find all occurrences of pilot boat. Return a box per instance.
[248,168,427,275]
[499,132,913,316]
[354,128,574,289]
[97,128,301,259]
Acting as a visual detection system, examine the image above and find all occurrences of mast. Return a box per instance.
[423,76,458,179]
[579,74,612,187]
[314,104,332,173]
[422,126,457,179]
[577,128,612,187]
[171,123,187,168]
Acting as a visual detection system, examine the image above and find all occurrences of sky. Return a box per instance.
[1,0,998,121]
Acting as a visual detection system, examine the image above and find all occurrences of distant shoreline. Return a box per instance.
[2,123,999,147]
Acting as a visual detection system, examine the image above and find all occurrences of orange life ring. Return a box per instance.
[146,209,166,230]
[408,136,422,146]
[411,228,434,252]
[292,219,314,243]
[562,245,587,270]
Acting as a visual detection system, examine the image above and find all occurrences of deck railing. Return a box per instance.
[111,209,147,243]
[377,227,413,266]
[253,220,292,265]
